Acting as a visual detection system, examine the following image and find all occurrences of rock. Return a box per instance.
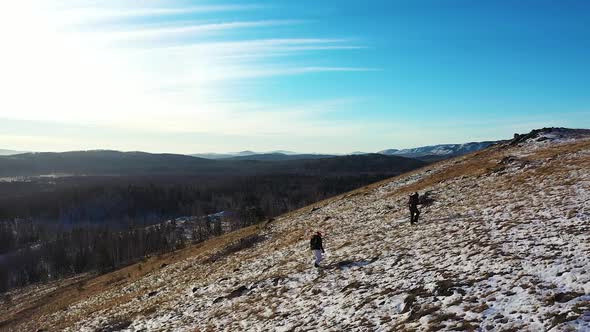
[550,292,584,303]
[99,320,132,332]
[160,263,168,268]
[337,259,374,269]
[567,209,578,219]
[192,287,198,293]
[401,295,415,314]
[433,280,455,296]
[419,191,435,206]
[148,291,158,297]
[226,286,249,300]
[336,260,355,268]
[341,281,362,292]
[272,277,283,286]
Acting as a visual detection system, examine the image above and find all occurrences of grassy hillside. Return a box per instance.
[1,133,589,331]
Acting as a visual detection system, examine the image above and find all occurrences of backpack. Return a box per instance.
[409,193,419,206]
[310,235,322,249]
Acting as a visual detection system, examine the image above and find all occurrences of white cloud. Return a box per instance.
[95,20,302,43]
[58,4,261,23]
[150,38,362,55]
[0,2,373,152]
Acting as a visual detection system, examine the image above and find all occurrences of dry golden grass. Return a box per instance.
[392,152,500,196]
[527,139,590,160]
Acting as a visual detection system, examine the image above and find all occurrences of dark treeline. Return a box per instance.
[0,150,425,177]
[0,221,195,291]
[0,172,396,292]
[0,174,387,225]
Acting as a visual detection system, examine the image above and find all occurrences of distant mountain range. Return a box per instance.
[5,129,586,177]
[191,150,304,160]
[0,150,426,177]
[0,149,27,156]
[378,141,501,159]
[191,141,501,162]
[222,153,335,161]
[1,140,500,174]
[0,150,217,177]
[9,133,568,175]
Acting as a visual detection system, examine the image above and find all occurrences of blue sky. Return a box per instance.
[0,0,588,154]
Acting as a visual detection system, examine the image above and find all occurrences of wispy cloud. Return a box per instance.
[43,2,264,27]
[132,38,371,89]
[97,20,302,42]
[62,4,262,20]
[155,66,378,88]
[155,38,356,51]
[208,66,378,81]
[0,1,376,153]
[149,38,366,59]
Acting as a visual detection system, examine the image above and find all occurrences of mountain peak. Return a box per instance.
[235,150,256,155]
[509,127,590,146]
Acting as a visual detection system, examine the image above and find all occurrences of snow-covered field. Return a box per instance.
[4,133,590,331]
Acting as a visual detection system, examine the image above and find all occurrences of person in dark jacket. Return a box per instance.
[409,192,420,224]
[310,231,325,268]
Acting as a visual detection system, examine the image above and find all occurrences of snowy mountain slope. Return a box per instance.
[379,141,499,158]
[3,131,590,331]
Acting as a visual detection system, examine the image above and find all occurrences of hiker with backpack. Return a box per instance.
[409,192,420,224]
[310,231,325,268]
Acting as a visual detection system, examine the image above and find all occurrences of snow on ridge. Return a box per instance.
[13,137,590,332]
[380,141,498,157]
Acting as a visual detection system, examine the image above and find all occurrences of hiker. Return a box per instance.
[310,231,325,268]
[408,192,420,224]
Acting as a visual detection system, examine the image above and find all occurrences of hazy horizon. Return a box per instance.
[1,1,589,154]
[2,132,512,155]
